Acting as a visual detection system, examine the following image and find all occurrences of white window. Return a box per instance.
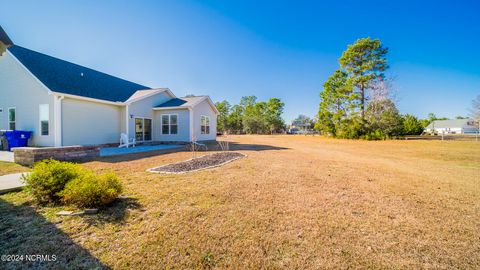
[8,107,16,130]
[39,104,49,136]
[201,115,210,134]
[161,114,178,135]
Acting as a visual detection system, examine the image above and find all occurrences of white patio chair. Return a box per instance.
[119,133,136,148]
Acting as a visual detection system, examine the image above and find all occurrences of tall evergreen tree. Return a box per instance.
[339,37,389,118]
[243,101,268,134]
[317,70,354,136]
[265,98,285,133]
[227,105,244,134]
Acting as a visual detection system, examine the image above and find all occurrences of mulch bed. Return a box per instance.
[148,152,245,174]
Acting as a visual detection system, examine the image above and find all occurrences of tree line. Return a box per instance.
[213,38,479,139]
[215,96,285,134]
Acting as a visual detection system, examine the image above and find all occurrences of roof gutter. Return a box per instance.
[152,106,192,111]
[51,92,125,106]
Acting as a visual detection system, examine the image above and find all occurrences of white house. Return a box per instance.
[424,119,479,135]
[0,27,217,147]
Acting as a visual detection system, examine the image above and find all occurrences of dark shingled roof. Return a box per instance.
[156,98,188,107]
[8,45,150,102]
[155,96,206,108]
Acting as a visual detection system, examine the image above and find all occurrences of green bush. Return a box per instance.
[336,117,366,139]
[61,172,123,208]
[22,160,84,204]
[403,114,424,135]
[362,129,386,140]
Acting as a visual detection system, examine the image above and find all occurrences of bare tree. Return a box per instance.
[470,95,480,121]
[368,76,398,116]
[369,76,397,103]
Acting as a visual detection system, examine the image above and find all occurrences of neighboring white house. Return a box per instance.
[0,27,217,147]
[424,119,479,135]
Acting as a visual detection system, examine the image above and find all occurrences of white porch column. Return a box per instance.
[53,95,64,147]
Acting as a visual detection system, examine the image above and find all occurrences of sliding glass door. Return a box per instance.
[135,118,152,142]
[144,119,152,141]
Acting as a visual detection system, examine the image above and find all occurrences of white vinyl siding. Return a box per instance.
[154,109,190,142]
[192,99,217,141]
[127,91,172,140]
[161,114,178,135]
[0,50,55,146]
[61,97,122,146]
[39,104,49,136]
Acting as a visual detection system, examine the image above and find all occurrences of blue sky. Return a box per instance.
[2,0,479,122]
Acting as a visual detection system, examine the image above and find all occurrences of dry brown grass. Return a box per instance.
[0,161,28,176]
[1,135,479,269]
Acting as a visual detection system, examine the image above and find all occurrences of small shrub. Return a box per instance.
[61,172,123,208]
[200,251,215,268]
[362,129,386,140]
[23,160,85,204]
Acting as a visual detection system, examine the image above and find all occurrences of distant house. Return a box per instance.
[0,26,218,147]
[289,118,315,134]
[424,119,479,135]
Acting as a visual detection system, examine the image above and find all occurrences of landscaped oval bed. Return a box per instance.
[148,152,245,174]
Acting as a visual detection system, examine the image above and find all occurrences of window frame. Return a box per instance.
[201,115,210,135]
[39,104,50,136]
[161,114,179,135]
[8,107,16,131]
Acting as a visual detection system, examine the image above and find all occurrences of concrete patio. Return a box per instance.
[99,144,184,157]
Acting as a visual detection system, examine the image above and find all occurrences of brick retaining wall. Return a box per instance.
[13,146,100,166]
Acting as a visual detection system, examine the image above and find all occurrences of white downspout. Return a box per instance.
[189,107,194,142]
[125,104,130,139]
[54,95,64,147]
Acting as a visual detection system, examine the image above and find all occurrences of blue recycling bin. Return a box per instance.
[4,130,32,151]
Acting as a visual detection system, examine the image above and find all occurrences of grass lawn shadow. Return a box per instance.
[90,141,288,164]
[225,142,289,151]
[82,197,142,226]
[0,198,110,269]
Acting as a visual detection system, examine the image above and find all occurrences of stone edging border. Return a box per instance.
[146,152,247,174]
